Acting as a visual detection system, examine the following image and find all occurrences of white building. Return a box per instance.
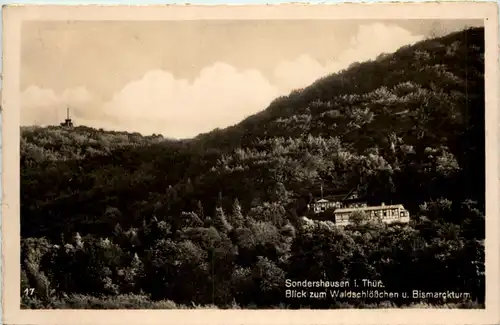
[333,203,411,226]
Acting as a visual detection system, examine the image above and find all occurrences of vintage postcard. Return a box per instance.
[2,3,499,325]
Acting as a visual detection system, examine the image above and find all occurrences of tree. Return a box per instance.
[195,200,205,220]
[288,225,356,307]
[213,207,232,234]
[251,256,285,306]
[230,198,245,228]
[21,238,53,301]
[349,210,370,226]
[118,252,145,294]
[271,182,288,203]
[73,232,83,249]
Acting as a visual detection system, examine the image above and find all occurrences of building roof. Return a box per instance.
[334,204,406,213]
[331,188,363,201]
[311,187,366,205]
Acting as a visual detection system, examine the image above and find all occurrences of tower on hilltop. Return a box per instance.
[60,107,74,127]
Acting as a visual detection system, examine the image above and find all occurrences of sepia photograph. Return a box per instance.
[2,3,499,325]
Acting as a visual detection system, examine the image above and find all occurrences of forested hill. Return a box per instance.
[21,27,485,309]
[195,27,484,153]
[21,27,485,240]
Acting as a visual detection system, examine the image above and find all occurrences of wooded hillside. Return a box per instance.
[21,27,485,309]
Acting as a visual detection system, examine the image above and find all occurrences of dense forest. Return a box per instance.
[21,27,485,309]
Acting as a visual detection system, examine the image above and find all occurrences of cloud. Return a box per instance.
[21,23,424,139]
[273,23,424,91]
[99,64,280,138]
[21,86,95,126]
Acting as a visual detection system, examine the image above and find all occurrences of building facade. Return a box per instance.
[308,188,367,214]
[333,204,410,226]
[310,199,341,213]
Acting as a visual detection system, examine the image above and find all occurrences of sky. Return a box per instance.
[20,19,482,139]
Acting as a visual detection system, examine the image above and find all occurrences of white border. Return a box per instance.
[2,3,499,325]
